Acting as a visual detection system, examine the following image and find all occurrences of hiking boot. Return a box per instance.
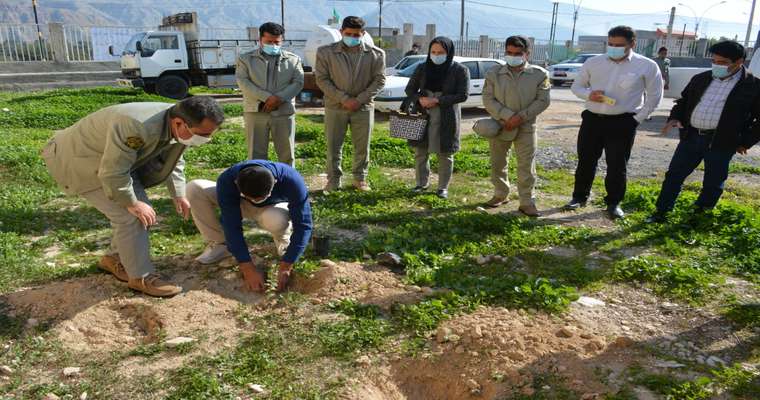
[128,274,182,297]
[607,204,625,220]
[518,204,540,217]
[98,255,129,282]
[195,243,231,264]
[353,180,371,192]
[411,185,429,193]
[485,195,508,208]
[323,180,341,193]
[436,189,448,199]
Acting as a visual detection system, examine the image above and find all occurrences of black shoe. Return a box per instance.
[607,204,625,220]
[646,210,668,223]
[412,185,429,193]
[563,198,587,210]
[436,189,448,199]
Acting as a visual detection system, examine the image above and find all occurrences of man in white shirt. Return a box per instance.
[565,26,663,219]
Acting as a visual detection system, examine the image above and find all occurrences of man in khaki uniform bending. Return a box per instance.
[315,16,385,192]
[41,96,224,297]
[236,22,304,166]
[482,35,551,217]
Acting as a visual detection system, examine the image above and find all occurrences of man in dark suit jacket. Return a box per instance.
[648,41,760,222]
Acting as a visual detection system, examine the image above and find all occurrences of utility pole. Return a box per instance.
[678,23,686,55]
[570,0,583,46]
[281,0,285,28]
[31,0,44,59]
[378,0,383,44]
[745,0,757,47]
[460,0,465,43]
[549,2,558,60]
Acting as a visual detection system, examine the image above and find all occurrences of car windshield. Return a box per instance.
[397,55,426,69]
[397,60,424,77]
[123,33,145,55]
[561,55,593,64]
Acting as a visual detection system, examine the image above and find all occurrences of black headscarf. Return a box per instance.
[423,36,455,92]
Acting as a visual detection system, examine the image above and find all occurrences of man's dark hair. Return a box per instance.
[710,40,746,62]
[505,35,530,51]
[259,22,285,38]
[169,96,225,127]
[608,26,636,43]
[342,16,366,30]
[658,47,668,53]
[237,165,275,198]
[412,43,420,48]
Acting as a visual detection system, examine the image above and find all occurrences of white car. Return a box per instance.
[384,54,427,76]
[375,56,506,112]
[548,53,600,87]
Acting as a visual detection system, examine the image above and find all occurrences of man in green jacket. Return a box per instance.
[482,36,551,216]
[315,16,385,192]
[236,22,304,166]
[41,96,224,297]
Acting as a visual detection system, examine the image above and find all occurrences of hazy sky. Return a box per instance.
[558,0,756,24]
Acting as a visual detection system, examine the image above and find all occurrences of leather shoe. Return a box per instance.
[563,198,587,210]
[607,204,625,220]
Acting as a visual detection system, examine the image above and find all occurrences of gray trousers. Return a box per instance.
[415,147,454,190]
[81,182,153,279]
[244,111,295,167]
[489,131,538,206]
[324,107,374,184]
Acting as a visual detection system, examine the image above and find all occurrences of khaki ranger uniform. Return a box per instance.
[315,40,385,185]
[482,63,551,206]
[236,48,304,166]
[41,102,186,279]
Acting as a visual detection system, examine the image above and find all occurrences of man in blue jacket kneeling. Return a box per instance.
[187,161,312,292]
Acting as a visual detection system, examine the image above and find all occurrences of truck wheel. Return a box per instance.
[143,83,156,95]
[156,75,189,99]
[551,79,563,87]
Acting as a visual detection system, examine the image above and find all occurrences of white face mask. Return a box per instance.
[177,133,211,147]
[176,122,212,147]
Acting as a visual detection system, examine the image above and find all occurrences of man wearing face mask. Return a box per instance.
[40,96,225,296]
[482,35,551,216]
[647,41,760,223]
[315,16,386,192]
[186,161,312,293]
[236,22,304,166]
[567,26,663,219]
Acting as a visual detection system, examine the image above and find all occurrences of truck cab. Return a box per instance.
[114,31,191,99]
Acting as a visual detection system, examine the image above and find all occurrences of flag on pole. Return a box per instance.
[332,8,340,23]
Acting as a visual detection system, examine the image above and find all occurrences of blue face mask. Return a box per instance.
[505,55,525,67]
[607,46,627,59]
[261,43,281,56]
[430,54,447,65]
[342,36,362,47]
[712,64,732,79]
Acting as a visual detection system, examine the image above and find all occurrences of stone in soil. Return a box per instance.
[62,367,81,377]
[248,383,265,393]
[376,252,403,269]
[575,296,606,307]
[165,336,196,348]
[558,326,575,338]
[0,365,12,375]
[466,378,481,393]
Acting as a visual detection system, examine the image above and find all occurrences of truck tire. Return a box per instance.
[143,83,156,95]
[156,75,189,99]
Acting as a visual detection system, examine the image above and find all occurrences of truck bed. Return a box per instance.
[187,39,257,70]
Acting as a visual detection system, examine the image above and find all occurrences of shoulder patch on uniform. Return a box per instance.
[125,136,144,150]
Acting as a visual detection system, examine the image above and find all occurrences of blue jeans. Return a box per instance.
[655,134,735,212]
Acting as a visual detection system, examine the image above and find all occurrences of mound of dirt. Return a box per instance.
[348,306,641,400]
[291,260,426,309]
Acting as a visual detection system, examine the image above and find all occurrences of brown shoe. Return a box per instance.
[128,274,182,297]
[485,195,508,208]
[518,204,540,217]
[98,255,129,282]
[353,180,371,192]
[323,180,341,193]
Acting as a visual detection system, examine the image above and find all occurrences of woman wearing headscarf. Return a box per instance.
[403,36,470,198]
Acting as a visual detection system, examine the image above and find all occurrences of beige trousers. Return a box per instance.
[244,111,296,167]
[489,131,538,206]
[186,179,291,256]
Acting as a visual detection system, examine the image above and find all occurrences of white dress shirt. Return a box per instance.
[571,51,664,123]
[690,71,741,130]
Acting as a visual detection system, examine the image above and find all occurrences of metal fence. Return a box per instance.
[63,25,153,62]
[454,37,571,65]
[0,24,51,62]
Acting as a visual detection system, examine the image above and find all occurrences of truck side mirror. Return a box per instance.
[136,41,143,52]
[108,45,114,56]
